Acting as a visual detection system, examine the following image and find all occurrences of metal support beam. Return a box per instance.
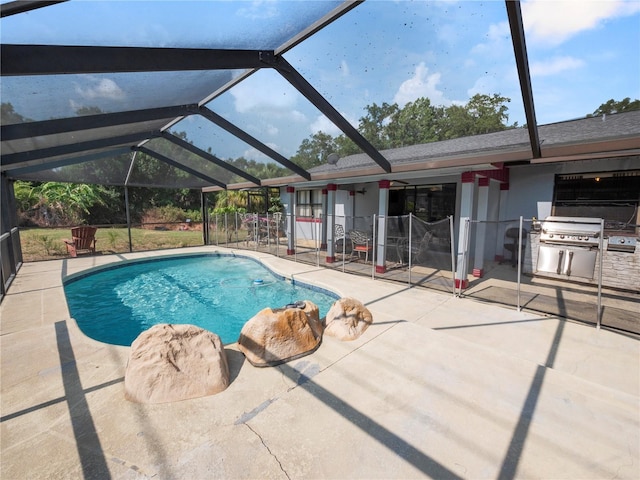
[0,0,66,17]
[1,105,197,140]
[264,53,392,173]
[198,106,312,180]
[2,148,130,176]
[1,132,156,166]
[506,0,541,159]
[161,132,262,186]
[1,45,269,76]
[136,147,227,189]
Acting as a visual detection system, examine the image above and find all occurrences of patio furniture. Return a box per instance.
[349,229,373,263]
[335,224,347,256]
[387,234,408,264]
[63,226,97,257]
[397,231,434,265]
[501,227,528,267]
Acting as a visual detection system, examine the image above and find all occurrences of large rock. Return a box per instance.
[238,300,323,367]
[125,324,230,404]
[324,297,373,341]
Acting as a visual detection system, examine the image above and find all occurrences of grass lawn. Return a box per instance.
[19,227,207,262]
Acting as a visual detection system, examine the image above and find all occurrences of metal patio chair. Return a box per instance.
[349,229,373,263]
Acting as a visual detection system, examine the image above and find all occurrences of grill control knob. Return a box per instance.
[560,235,565,239]
[621,238,626,244]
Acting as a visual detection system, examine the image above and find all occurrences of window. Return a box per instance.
[389,183,456,221]
[553,170,640,233]
[296,189,323,218]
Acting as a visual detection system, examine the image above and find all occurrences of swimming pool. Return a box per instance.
[64,254,339,346]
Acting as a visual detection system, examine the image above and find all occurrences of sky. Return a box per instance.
[2,0,639,165]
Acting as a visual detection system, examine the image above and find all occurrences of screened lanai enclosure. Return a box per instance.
[2,0,639,314]
[0,0,525,293]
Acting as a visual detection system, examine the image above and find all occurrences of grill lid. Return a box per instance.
[541,216,602,237]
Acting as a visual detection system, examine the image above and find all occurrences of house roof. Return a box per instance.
[293,110,640,188]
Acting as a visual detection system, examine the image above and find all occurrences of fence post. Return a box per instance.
[517,216,523,310]
[597,218,604,329]
[455,217,470,296]
[408,213,413,285]
[124,186,133,253]
[449,215,456,296]
[201,192,209,245]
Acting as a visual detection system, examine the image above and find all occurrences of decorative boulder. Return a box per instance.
[324,297,373,341]
[238,300,323,367]
[125,324,230,404]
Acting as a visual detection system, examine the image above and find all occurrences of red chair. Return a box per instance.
[64,226,97,257]
[349,229,373,263]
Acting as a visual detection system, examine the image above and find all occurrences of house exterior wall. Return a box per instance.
[281,155,638,291]
[353,183,378,220]
[507,157,640,220]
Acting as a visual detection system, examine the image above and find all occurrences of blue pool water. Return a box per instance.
[64,254,339,346]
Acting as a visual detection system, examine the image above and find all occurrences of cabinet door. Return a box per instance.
[563,247,597,279]
[537,246,564,274]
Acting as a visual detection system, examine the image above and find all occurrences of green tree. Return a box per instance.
[213,190,248,212]
[1,102,31,123]
[386,97,443,147]
[333,134,360,157]
[591,97,640,116]
[439,93,512,139]
[290,132,339,170]
[16,181,117,226]
[75,106,104,116]
[358,102,399,149]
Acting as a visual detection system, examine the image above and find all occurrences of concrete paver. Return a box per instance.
[1,246,638,479]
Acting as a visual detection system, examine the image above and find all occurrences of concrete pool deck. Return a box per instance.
[1,246,639,479]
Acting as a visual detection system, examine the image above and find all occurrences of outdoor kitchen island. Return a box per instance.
[516,216,640,334]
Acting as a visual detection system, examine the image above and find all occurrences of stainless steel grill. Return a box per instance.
[537,216,602,279]
[540,216,601,246]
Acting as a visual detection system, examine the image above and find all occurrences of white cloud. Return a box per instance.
[340,60,350,77]
[393,62,451,107]
[75,77,125,100]
[471,21,511,56]
[522,0,640,46]
[309,113,355,137]
[236,0,278,20]
[230,73,297,114]
[243,146,275,162]
[265,123,279,136]
[530,56,586,76]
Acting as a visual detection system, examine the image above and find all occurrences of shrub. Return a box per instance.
[141,206,187,224]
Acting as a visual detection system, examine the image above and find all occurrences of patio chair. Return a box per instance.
[397,231,433,265]
[64,226,97,257]
[334,224,348,257]
[501,227,528,267]
[349,229,373,262]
